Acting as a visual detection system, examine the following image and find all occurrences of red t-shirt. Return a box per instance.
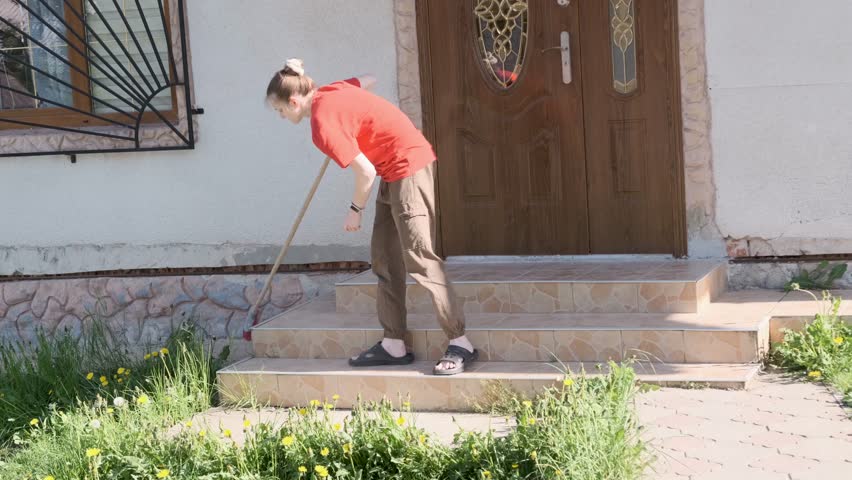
[310,78,436,182]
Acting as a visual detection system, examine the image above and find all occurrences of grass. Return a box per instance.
[772,286,852,406]
[0,320,648,479]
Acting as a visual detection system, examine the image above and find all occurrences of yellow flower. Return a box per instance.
[418,434,426,444]
[144,353,151,360]
[117,378,123,383]
[834,336,844,345]
[281,435,294,447]
[243,419,251,429]
[309,400,321,408]
[29,418,39,426]
[101,381,109,386]
[522,400,533,408]
[160,347,169,356]
[136,394,149,405]
[298,466,307,473]
[315,465,329,478]
[99,376,107,383]
[563,378,574,386]
[156,469,170,478]
[324,403,334,410]
[402,401,411,409]
[512,464,519,469]
[117,368,125,375]
[396,416,406,426]
[152,351,159,357]
[332,394,340,401]
[343,442,352,454]
[198,430,207,438]
[482,471,492,479]
[555,469,563,475]
[223,429,232,438]
[298,408,307,416]
[86,372,94,380]
[44,476,55,480]
[106,408,114,414]
[185,421,193,428]
[333,423,342,431]
[321,447,330,457]
[86,448,101,458]
[530,451,538,461]
[528,418,536,425]
[124,369,131,375]
[808,370,822,379]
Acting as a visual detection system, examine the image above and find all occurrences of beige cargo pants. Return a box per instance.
[371,163,466,341]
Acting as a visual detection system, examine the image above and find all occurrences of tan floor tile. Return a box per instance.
[638,282,698,313]
[455,283,512,313]
[684,330,759,363]
[488,330,556,361]
[335,285,377,313]
[573,283,639,313]
[509,282,573,313]
[278,375,337,407]
[553,330,622,362]
[622,330,686,363]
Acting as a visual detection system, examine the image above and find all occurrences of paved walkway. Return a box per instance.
[198,371,850,479]
[639,370,851,479]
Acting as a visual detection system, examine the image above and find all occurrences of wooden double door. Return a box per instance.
[419,0,686,255]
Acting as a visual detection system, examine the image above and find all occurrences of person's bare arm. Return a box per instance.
[344,153,377,232]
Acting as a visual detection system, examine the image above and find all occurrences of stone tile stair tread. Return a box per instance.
[220,357,760,383]
[773,289,852,316]
[337,260,724,285]
[256,294,777,331]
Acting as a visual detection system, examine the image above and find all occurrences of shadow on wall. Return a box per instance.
[0,273,352,361]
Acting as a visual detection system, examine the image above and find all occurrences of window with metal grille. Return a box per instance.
[0,0,196,157]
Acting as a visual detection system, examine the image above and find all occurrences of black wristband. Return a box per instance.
[350,202,363,213]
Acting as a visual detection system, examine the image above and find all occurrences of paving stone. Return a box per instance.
[683,442,777,467]
[789,461,852,479]
[747,453,821,476]
[769,417,852,438]
[692,466,791,480]
[778,437,852,462]
[747,430,803,449]
[655,413,712,432]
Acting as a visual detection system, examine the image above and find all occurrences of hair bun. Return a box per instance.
[283,58,305,77]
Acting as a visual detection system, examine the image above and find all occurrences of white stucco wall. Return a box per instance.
[0,0,398,274]
[706,0,852,255]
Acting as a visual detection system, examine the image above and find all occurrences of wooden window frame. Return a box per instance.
[0,0,178,132]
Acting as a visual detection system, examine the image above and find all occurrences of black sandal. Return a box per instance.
[433,345,479,376]
[348,342,414,367]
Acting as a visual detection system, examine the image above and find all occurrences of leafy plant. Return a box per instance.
[784,261,848,291]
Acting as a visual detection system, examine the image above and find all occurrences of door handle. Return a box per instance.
[542,31,572,85]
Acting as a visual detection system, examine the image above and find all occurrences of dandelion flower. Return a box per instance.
[113,397,126,407]
[44,476,55,480]
[402,401,411,409]
[86,372,94,380]
[522,400,533,408]
[418,434,426,444]
[281,435,294,447]
[223,429,232,438]
[99,376,108,383]
[298,408,307,416]
[106,408,114,414]
[124,369,131,375]
[152,351,159,357]
[90,419,101,429]
[834,336,844,345]
[298,466,307,473]
[144,353,151,360]
[396,416,406,426]
[555,469,563,475]
[333,423,342,431]
[185,421,193,428]
[530,451,538,461]
[321,447,330,457]
[160,347,169,356]
[563,379,574,386]
[136,394,150,405]
[512,464,519,469]
[101,380,109,386]
[29,418,39,426]
[482,471,492,479]
[309,399,321,408]
[243,419,251,429]
[528,418,536,425]
[198,430,207,438]
[117,368,125,375]
[808,370,822,379]
[315,465,329,478]
[86,448,101,458]
[332,394,340,401]
[343,442,352,454]
[156,469,170,478]
[324,403,334,410]
[117,378,123,383]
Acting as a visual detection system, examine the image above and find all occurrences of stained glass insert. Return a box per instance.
[473,0,528,89]
[609,0,637,94]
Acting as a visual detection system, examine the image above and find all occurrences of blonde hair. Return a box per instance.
[266,58,316,103]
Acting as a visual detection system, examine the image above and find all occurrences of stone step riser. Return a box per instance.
[336,274,727,315]
[217,369,753,412]
[253,328,762,364]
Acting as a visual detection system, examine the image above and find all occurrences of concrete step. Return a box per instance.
[335,260,728,315]
[253,290,779,364]
[217,358,761,412]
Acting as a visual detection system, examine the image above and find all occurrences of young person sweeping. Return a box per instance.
[265,59,477,375]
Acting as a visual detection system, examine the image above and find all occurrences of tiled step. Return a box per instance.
[217,358,761,412]
[252,291,774,364]
[335,261,728,315]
